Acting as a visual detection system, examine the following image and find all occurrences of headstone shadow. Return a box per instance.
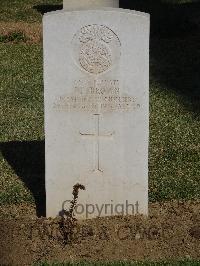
[33,4,63,15]
[120,0,200,114]
[0,141,45,217]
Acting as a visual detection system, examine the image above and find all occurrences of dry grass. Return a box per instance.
[0,22,42,43]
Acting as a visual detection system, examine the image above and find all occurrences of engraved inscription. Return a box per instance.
[80,114,114,172]
[72,25,121,75]
[54,79,140,113]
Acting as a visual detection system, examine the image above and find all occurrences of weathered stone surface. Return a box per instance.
[63,0,119,11]
[43,8,150,219]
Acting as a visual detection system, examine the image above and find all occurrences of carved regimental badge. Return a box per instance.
[72,24,121,75]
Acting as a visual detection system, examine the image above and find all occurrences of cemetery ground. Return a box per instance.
[0,0,200,265]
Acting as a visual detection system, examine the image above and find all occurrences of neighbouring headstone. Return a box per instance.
[63,0,119,10]
[43,1,150,219]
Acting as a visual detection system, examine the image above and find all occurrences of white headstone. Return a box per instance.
[43,5,150,219]
[63,0,119,10]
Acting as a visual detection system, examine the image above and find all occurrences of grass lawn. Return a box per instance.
[0,0,62,22]
[0,44,44,205]
[0,0,200,208]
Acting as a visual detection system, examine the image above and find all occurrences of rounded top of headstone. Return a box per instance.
[63,0,119,11]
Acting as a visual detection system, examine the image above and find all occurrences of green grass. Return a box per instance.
[149,85,200,201]
[0,0,200,208]
[0,44,43,141]
[0,0,62,22]
[0,44,44,205]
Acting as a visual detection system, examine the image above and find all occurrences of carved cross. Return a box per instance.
[80,114,114,172]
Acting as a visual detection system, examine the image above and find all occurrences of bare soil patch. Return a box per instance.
[0,22,42,43]
[0,201,200,265]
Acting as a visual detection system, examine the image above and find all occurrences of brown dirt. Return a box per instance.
[0,22,42,43]
[0,200,200,265]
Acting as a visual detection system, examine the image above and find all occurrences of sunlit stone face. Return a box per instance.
[43,9,150,219]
